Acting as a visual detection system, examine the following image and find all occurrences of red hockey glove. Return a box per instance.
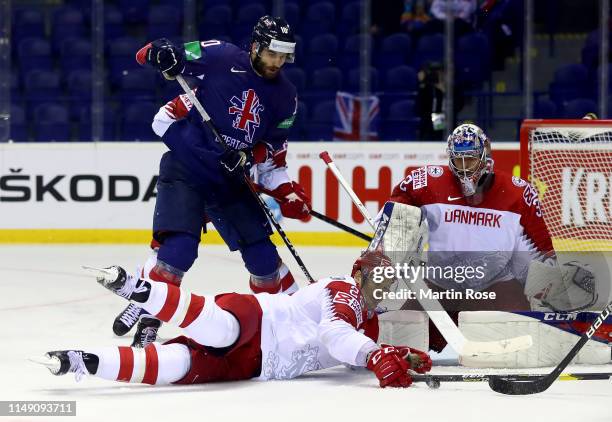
[272,182,311,220]
[136,38,185,79]
[366,345,412,388]
[393,345,432,374]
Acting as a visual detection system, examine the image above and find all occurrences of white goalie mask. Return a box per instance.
[447,124,492,197]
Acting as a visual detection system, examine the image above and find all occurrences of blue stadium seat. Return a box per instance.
[549,63,590,105]
[378,33,412,70]
[34,104,71,142]
[304,66,342,109]
[121,102,159,141]
[456,33,491,89]
[301,2,335,40]
[51,7,86,52]
[338,34,373,74]
[148,6,182,40]
[18,38,53,71]
[105,6,126,40]
[118,69,158,105]
[310,67,343,92]
[381,65,418,114]
[284,67,307,92]
[108,37,143,86]
[289,101,308,141]
[66,70,93,118]
[10,105,28,142]
[13,9,45,46]
[413,33,444,69]
[337,1,361,40]
[533,98,558,119]
[306,34,339,73]
[199,5,232,40]
[381,99,419,141]
[24,70,63,110]
[563,98,597,119]
[384,65,418,91]
[60,38,92,73]
[347,66,379,92]
[233,4,268,43]
[119,0,151,24]
[78,107,118,141]
[307,99,336,141]
[284,3,301,33]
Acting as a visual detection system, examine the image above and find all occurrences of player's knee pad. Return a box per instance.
[458,311,612,368]
[377,310,429,352]
[156,232,199,274]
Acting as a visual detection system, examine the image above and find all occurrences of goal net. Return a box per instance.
[520,119,612,251]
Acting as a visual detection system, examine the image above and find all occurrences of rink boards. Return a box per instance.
[0,142,520,245]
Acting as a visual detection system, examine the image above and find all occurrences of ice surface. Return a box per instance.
[1,245,610,422]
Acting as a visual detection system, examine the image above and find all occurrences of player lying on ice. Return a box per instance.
[36,206,432,388]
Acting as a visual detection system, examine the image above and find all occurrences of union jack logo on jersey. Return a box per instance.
[228,89,264,143]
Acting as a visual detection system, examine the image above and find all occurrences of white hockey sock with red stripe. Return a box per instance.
[91,343,191,385]
[134,281,239,348]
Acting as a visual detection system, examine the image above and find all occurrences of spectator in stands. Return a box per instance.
[424,0,477,37]
[371,0,405,37]
[416,62,445,140]
[400,0,432,33]
[416,62,466,140]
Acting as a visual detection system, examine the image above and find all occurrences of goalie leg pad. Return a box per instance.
[377,310,429,352]
[458,311,611,368]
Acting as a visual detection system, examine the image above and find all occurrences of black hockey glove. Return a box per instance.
[219,149,253,178]
[146,38,185,79]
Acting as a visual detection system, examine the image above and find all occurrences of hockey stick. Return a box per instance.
[254,183,372,242]
[319,150,533,357]
[488,300,612,395]
[175,75,315,283]
[413,372,612,389]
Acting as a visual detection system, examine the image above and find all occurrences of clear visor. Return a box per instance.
[268,39,295,63]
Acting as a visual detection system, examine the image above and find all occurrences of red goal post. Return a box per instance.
[520,119,612,251]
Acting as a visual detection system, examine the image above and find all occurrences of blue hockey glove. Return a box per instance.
[137,38,185,80]
[219,149,252,178]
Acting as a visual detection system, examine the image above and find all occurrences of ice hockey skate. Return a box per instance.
[131,316,162,348]
[31,351,98,382]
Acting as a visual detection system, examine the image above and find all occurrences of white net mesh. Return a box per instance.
[527,124,612,251]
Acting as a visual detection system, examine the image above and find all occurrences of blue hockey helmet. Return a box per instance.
[251,15,296,63]
[447,123,492,196]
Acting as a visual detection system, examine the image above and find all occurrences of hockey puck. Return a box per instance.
[426,378,441,389]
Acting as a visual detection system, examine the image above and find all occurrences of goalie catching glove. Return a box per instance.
[367,344,432,388]
[136,38,185,79]
[270,181,311,220]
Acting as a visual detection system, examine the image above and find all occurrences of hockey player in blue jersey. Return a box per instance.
[113,16,311,346]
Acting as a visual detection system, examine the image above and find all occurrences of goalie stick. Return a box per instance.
[175,75,315,283]
[488,300,612,395]
[319,151,533,358]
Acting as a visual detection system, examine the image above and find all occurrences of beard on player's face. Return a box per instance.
[251,47,286,79]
